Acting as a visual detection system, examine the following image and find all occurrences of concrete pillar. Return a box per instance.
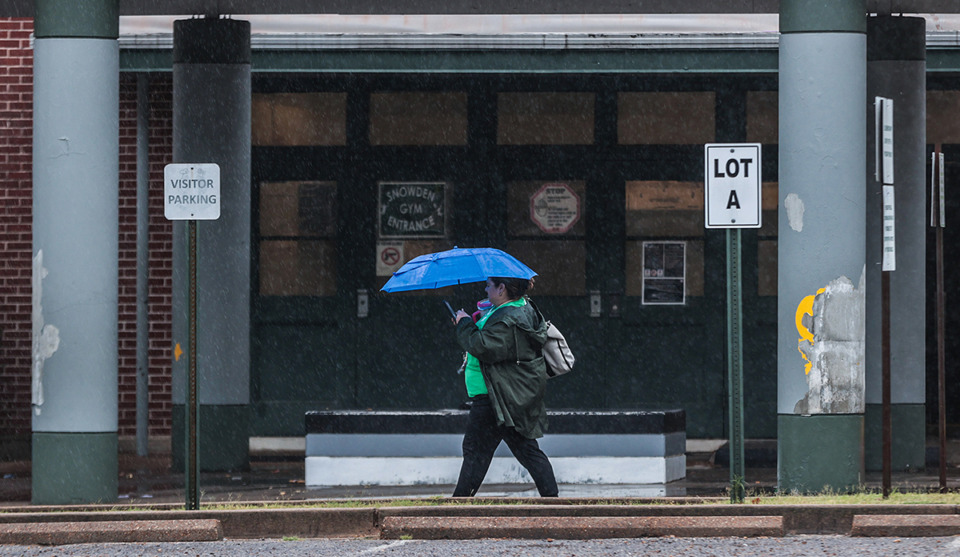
[31,0,119,504]
[864,16,927,472]
[171,17,252,472]
[777,0,867,493]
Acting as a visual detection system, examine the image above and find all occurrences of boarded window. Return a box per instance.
[758,240,778,297]
[370,92,468,145]
[759,181,779,237]
[747,91,778,145]
[625,181,704,237]
[757,181,778,296]
[618,92,715,145]
[506,240,586,297]
[498,92,595,145]
[927,90,960,144]
[260,240,337,296]
[259,181,337,296]
[505,179,586,296]
[252,93,346,146]
[624,181,704,299]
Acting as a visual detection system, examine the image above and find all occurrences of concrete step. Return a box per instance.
[0,519,222,545]
[380,515,784,539]
[851,514,960,537]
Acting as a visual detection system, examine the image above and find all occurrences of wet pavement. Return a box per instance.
[1,438,959,507]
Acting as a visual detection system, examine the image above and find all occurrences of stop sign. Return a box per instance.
[530,182,581,234]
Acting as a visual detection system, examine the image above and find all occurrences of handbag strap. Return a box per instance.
[525,296,548,326]
[507,297,543,365]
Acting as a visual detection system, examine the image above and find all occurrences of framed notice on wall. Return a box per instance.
[378,182,447,238]
[642,241,686,305]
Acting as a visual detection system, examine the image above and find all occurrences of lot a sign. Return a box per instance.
[704,144,761,229]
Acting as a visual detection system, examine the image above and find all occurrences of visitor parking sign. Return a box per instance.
[704,144,761,229]
[164,163,221,221]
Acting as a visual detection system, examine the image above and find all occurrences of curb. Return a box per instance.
[380,515,785,539]
[851,514,960,537]
[378,503,960,535]
[1,502,959,543]
[0,519,222,545]
[0,508,379,540]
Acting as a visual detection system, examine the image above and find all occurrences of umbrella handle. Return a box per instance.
[443,300,457,319]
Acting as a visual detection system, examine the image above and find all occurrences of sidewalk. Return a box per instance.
[2,439,960,544]
[3,437,960,505]
[1,438,770,505]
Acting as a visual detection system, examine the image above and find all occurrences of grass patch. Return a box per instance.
[732,488,960,505]
[8,491,960,514]
[204,491,960,510]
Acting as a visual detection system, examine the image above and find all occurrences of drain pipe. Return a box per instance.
[136,72,150,457]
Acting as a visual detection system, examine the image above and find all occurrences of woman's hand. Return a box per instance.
[454,309,472,324]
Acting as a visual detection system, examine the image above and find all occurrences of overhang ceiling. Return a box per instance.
[1,0,959,17]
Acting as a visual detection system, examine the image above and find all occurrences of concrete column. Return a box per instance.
[31,0,119,504]
[171,17,252,472]
[864,16,926,472]
[777,0,867,493]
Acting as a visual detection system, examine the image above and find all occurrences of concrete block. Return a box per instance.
[0,519,222,545]
[380,515,784,539]
[851,514,960,537]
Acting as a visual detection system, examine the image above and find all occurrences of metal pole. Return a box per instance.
[136,73,150,457]
[938,223,946,492]
[882,269,891,498]
[936,146,947,492]
[727,228,745,503]
[186,220,200,510]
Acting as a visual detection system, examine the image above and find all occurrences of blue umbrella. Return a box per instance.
[381,247,537,293]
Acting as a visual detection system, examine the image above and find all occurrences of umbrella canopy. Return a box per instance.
[381,247,537,293]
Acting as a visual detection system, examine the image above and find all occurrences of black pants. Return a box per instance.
[453,395,558,497]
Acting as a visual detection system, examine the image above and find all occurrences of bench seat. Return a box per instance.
[305,409,685,487]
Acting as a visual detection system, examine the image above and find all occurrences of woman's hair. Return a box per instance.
[490,277,533,300]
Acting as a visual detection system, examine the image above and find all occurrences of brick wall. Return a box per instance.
[0,18,34,440]
[0,17,175,441]
[118,74,174,437]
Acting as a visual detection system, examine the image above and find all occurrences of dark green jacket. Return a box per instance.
[456,298,550,439]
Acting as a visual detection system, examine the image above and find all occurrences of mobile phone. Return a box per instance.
[443,300,457,319]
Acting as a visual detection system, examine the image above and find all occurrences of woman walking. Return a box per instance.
[451,276,558,497]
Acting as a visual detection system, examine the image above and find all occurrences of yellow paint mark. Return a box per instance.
[795,288,825,375]
[174,343,183,362]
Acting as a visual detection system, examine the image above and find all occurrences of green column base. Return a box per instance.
[864,403,926,472]
[172,404,249,472]
[778,414,864,494]
[32,432,117,505]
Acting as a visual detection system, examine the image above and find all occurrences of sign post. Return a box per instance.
[932,147,947,492]
[164,163,220,510]
[705,143,761,503]
[874,97,895,499]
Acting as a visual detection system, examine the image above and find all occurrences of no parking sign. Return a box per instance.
[376,241,404,276]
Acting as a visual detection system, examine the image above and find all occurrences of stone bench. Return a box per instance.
[305,409,685,487]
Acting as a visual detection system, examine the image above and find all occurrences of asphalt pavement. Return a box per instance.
[1,536,960,556]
